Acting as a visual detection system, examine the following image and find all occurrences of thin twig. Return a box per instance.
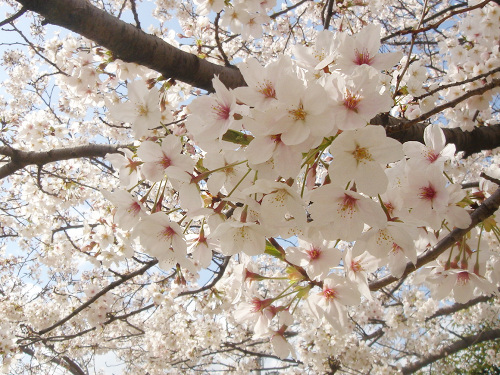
[0,6,27,27]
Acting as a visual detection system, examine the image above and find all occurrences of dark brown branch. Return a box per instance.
[214,12,231,67]
[401,328,500,374]
[413,66,500,102]
[426,288,500,321]
[14,0,245,91]
[0,144,128,180]
[37,259,158,335]
[403,78,500,128]
[22,347,87,375]
[0,6,27,27]
[371,114,500,157]
[270,0,311,19]
[176,255,230,297]
[369,186,500,291]
[129,0,141,29]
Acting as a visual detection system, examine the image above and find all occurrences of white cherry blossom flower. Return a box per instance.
[108,80,161,138]
[328,125,404,196]
[354,222,416,278]
[241,180,307,237]
[308,185,387,241]
[136,212,196,273]
[403,168,450,230]
[186,76,246,142]
[307,275,360,330]
[211,220,266,256]
[286,235,341,281]
[325,67,393,130]
[403,124,456,171]
[137,136,194,182]
[101,189,145,231]
[344,248,379,299]
[333,24,402,73]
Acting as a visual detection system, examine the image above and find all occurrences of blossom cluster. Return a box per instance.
[102,20,497,360]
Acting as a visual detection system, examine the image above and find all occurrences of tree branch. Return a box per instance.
[369,186,500,291]
[37,258,158,335]
[371,114,500,157]
[176,255,231,297]
[403,78,500,128]
[0,144,128,180]
[0,6,27,27]
[401,328,500,374]
[14,0,245,92]
[426,287,500,321]
[22,347,87,375]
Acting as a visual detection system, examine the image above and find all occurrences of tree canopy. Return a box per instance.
[0,0,499,374]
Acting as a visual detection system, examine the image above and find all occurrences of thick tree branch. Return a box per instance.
[371,114,500,157]
[14,0,246,92]
[0,144,128,180]
[369,187,500,291]
[401,328,500,374]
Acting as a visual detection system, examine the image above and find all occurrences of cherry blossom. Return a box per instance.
[108,80,162,138]
[137,136,194,182]
[1,1,500,373]
[307,275,361,330]
[286,235,341,281]
[328,125,404,196]
[308,185,387,241]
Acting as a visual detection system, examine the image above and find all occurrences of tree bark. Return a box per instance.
[14,0,246,92]
[0,144,127,179]
[371,114,500,157]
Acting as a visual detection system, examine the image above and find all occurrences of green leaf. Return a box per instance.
[264,240,284,260]
[222,129,254,146]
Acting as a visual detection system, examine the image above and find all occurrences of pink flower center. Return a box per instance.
[343,90,361,112]
[213,102,231,121]
[323,287,338,300]
[161,226,176,239]
[306,247,321,260]
[419,184,437,202]
[259,81,276,99]
[351,260,363,273]
[127,201,141,215]
[457,271,470,285]
[126,158,142,173]
[271,133,283,144]
[426,150,440,163]
[160,153,172,169]
[391,242,402,254]
[353,48,375,66]
[251,297,273,312]
[341,193,358,211]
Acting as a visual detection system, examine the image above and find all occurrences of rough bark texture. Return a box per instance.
[371,114,500,157]
[14,0,246,92]
[0,144,126,179]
